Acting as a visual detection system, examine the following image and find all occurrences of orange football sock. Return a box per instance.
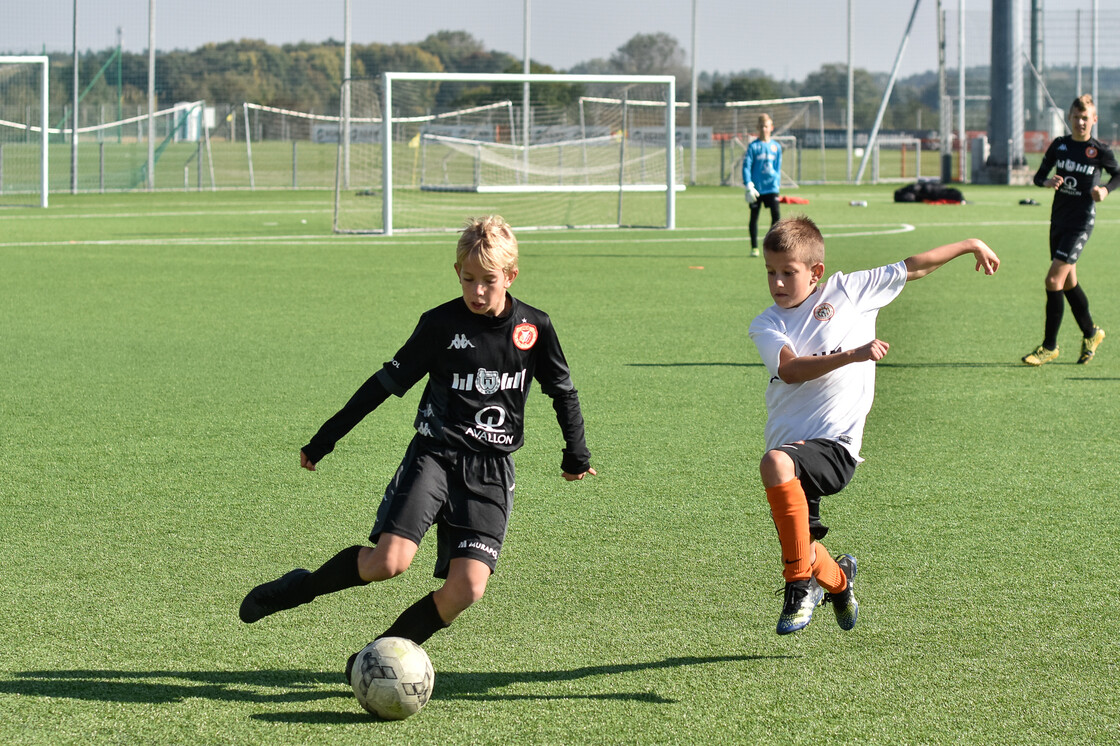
[811,542,847,594]
[765,479,811,582]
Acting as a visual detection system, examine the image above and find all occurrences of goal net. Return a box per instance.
[335,72,680,234]
[706,96,826,187]
[240,103,340,189]
[0,56,48,207]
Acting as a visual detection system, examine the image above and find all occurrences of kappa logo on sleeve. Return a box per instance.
[512,321,538,350]
[812,303,835,321]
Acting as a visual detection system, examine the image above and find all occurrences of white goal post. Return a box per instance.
[0,56,49,207]
[722,96,827,186]
[335,72,679,235]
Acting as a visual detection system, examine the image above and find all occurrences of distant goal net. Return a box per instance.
[0,56,48,207]
[334,72,680,234]
[708,96,826,187]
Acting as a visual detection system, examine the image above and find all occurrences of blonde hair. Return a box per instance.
[456,215,519,274]
[1070,94,1096,115]
[762,215,825,266]
[758,113,773,130]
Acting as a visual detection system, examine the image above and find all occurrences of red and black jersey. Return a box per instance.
[1034,135,1120,225]
[303,294,590,475]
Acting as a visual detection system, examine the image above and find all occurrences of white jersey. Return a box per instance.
[748,261,907,461]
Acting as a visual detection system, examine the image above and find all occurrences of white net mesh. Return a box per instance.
[0,57,47,206]
[335,74,679,234]
[711,96,826,186]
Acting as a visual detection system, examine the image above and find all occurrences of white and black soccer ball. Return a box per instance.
[350,636,435,720]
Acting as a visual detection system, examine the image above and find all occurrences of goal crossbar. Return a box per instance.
[379,72,677,234]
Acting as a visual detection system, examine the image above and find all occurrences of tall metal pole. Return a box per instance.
[958,0,965,181]
[522,0,531,179]
[1028,0,1043,127]
[116,26,123,143]
[689,0,698,185]
[1092,0,1099,136]
[72,0,79,194]
[343,0,351,188]
[147,0,155,190]
[938,0,950,182]
[1076,9,1082,94]
[846,0,853,181]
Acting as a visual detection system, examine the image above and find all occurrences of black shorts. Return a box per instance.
[772,438,858,540]
[750,192,781,213]
[371,437,515,579]
[1050,220,1093,264]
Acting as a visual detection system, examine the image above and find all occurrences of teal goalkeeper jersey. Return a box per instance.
[743,138,782,195]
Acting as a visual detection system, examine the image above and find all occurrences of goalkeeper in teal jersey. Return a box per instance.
[743,113,783,257]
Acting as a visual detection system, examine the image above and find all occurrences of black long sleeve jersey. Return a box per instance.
[303,295,591,475]
[1034,135,1120,225]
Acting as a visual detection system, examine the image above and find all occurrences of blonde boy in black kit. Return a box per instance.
[240,216,594,677]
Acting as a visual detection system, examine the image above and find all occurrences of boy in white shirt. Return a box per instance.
[748,216,999,635]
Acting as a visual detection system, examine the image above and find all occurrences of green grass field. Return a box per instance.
[1,183,1117,745]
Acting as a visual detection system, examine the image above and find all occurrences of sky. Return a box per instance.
[1,1,1116,82]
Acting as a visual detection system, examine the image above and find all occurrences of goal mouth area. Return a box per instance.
[420,184,686,194]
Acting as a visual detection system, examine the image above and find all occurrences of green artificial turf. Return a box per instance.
[1,184,1116,744]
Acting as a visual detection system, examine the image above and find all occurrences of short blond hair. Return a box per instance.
[456,215,519,274]
[762,215,825,266]
[1070,94,1096,116]
[758,113,773,130]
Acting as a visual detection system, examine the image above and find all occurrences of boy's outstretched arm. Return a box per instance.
[776,338,890,384]
[904,238,1000,281]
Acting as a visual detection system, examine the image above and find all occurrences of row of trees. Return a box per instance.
[3,29,1044,132]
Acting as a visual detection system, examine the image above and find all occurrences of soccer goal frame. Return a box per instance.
[0,56,49,207]
[723,96,826,185]
[335,72,678,235]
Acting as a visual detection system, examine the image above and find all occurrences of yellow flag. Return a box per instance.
[408,133,421,149]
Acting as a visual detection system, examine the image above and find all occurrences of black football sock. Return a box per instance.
[1064,284,1095,338]
[293,545,370,604]
[378,592,449,645]
[1043,290,1064,350]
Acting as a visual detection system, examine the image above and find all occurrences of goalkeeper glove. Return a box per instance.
[746,185,760,204]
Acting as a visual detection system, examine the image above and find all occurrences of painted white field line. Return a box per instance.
[0,223,925,249]
[0,208,330,222]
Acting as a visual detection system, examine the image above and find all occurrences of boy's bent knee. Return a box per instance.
[759,449,797,488]
[358,541,416,582]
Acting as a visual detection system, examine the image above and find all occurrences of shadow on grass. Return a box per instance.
[876,361,1022,369]
[3,654,787,722]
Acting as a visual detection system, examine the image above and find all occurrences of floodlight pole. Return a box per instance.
[116,27,123,143]
[690,0,698,185]
[147,0,155,190]
[71,0,78,194]
[958,0,965,182]
[522,0,530,179]
[343,0,351,188]
[1092,0,1098,136]
[846,0,853,182]
[41,57,49,206]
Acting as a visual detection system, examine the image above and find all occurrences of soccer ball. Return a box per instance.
[349,636,435,720]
